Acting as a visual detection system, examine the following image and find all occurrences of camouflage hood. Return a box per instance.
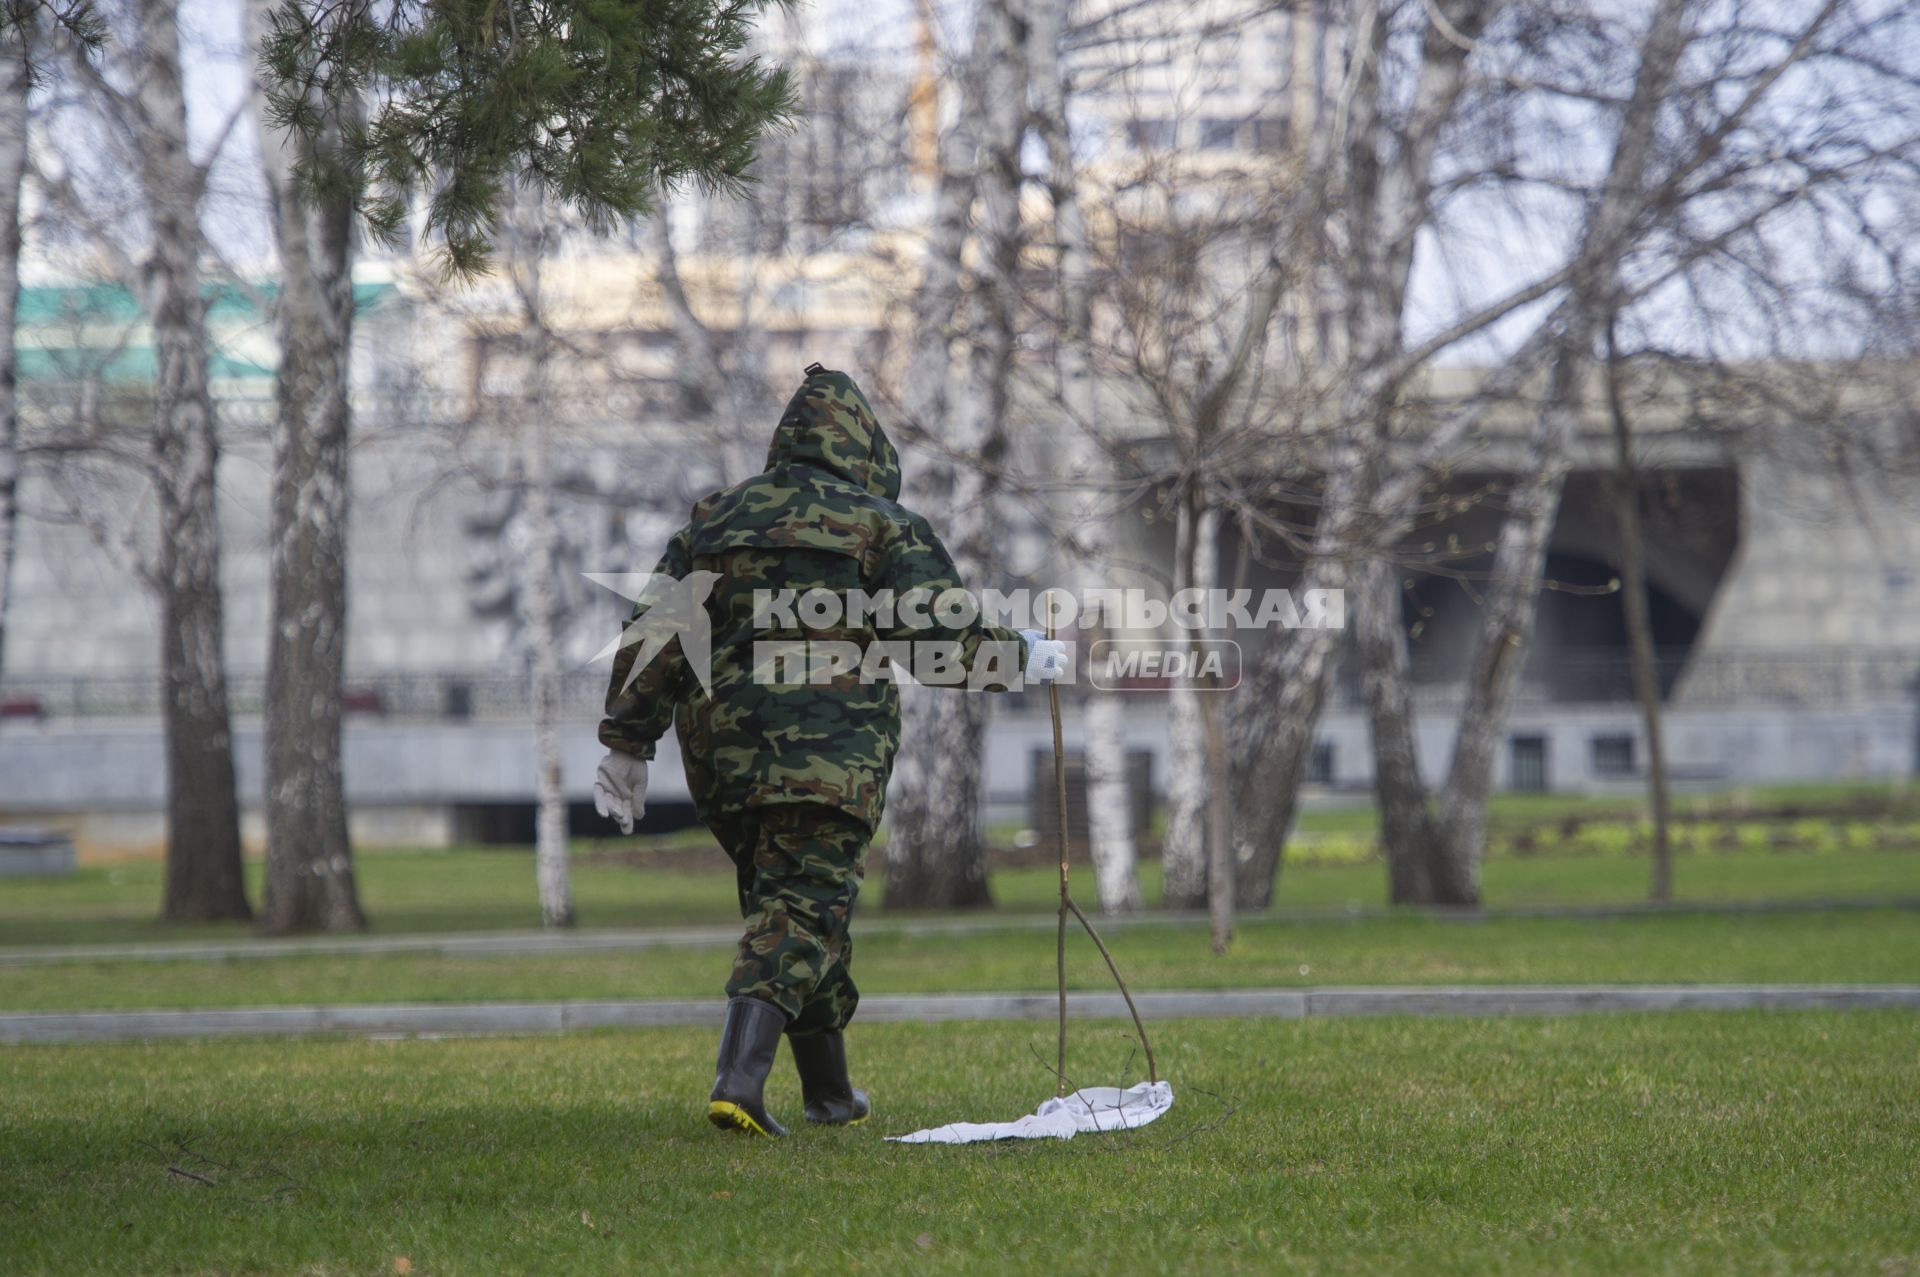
[765,367,902,502]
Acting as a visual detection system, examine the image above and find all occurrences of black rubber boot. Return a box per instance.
[709,997,790,1138]
[788,1030,871,1126]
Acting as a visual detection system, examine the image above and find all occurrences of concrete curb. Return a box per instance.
[5,896,1917,967]
[4,984,1915,1044]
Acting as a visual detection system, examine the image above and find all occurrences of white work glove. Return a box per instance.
[1019,630,1071,683]
[592,750,648,835]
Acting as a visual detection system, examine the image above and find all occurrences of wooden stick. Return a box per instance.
[1065,898,1158,1085]
[1048,599,1070,1097]
[1044,592,1159,1089]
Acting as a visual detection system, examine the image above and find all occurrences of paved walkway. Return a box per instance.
[5,895,1916,966]
[4,984,1915,1044]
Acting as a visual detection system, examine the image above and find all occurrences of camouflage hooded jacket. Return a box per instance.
[599,368,1030,832]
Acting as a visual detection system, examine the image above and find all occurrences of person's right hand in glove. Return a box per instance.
[592,750,648,835]
[1019,630,1071,684]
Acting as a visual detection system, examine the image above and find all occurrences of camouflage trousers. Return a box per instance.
[713,803,868,1036]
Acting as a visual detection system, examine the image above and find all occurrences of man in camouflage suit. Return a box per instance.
[593,365,1069,1137]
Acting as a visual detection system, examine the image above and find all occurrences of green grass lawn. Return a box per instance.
[2,777,1913,947]
[7,778,1914,949]
[1289,779,1920,837]
[2,1013,1915,1274]
[4,843,1918,950]
[3,908,1914,1012]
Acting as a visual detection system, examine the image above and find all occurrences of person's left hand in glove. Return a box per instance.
[593,750,648,835]
[1018,630,1072,683]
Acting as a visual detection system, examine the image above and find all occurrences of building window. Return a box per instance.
[1251,115,1292,150]
[1307,740,1336,785]
[1591,734,1636,778]
[1315,309,1339,365]
[1199,118,1239,150]
[1509,735,1550,793]
[1127,118,1176,150]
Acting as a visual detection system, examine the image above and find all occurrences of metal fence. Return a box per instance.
[0,669,612,722]
[2,648,1917,723]
[1327,648,1920,711]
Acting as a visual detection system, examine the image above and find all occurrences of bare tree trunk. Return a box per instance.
[1318,4,1439,907]
[1232,373,1528,910]
[1351,377,1553,908]
[1033,0,1139,913]
[884,0,1029,911]
[1229,631,1337,910]
[885,692,994,908]
[1355,556,1442,902]
[0,33,24,678]
[1428,0,1693,902]
[1419,330,1646,899]
[1357,364,1571,907]
[134,0,247,923]
[883,322,1007,909]
[1161,494,1216,909]
[1202,685,1232,951]
[1605,319,1672,902]
[505,203,576,930]
[525,407,575,928]
[1085,691,1142,912]
[1230,432,1376,910]
[1427,347,1585,901]
[1360,333,1650,909]
[1228,0,1484,910]
[1084,616,1143,913]
[251,3,362,932]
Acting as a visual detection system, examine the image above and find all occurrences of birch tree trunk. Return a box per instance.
[1084,638,1142,912]
[1605,320,1672,902]
[524,399,575,928]
[1354,556,1442,902]
[1227,484,1353,910]
[1202,682,1233,951]
[1160,495,1216,909]
[0,33,24,679]
[506,204,576,929]
[883,0,1029,911]
[1426,347,1583,900]
[1235,367,1516,909]
[1032,0,1139,913]
[1427,0,1693,902]
[1357,324,1660,903]
[1229,0,1483,910]
[132,0,248,922]
[882,331,1005,906]
[252,1,363,932]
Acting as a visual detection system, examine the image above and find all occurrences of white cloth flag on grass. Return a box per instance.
[887,1081,1174,1145]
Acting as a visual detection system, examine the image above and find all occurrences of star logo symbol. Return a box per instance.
[584,570,722,697]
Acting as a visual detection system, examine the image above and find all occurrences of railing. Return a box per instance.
[1339,648,1920,710]
[0,670,613,722]
[3,648,1918,722]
